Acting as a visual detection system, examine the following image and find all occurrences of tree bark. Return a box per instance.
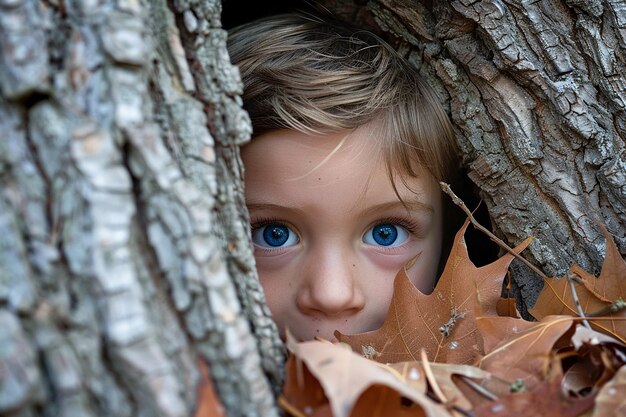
[318,0,626,313]
[0,1,282,416]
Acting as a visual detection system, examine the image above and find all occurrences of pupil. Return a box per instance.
[263,225,289,247]
[373,224,397,246]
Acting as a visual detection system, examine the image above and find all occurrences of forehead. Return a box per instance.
[241,128,439,213]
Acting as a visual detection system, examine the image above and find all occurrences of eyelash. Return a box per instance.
[368,216,422,236]
[250,216,293,232]
[250,216,422,238]
[249,217,298,255]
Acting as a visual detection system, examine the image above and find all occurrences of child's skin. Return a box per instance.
[242,125,443,341]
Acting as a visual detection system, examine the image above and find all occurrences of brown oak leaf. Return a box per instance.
[474,358,595,417]
[591,364,626,417]
[565,325,626,398]
[193,359,226,417]
[280,334,450,417]
[336,219,532,364]
[577,226,626,303]
[476,315,575,391]
[529,226,626,343]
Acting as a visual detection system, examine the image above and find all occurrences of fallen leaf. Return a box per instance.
[591,365,626,417]
[576,225,626,303]
[280,352,331,417]
[566,326,626,396]
[496,274,520,318]
[571,324,626,350]
[528,227,626,343]
[474,359,595,417]
[336,219,532,364]
[476,316,575,391]
[281,334,450,417]
[496,297,519,318]
[194,359,226,417]
[427,362,492,410]
[386,360,494,411]
[385,362,428,393]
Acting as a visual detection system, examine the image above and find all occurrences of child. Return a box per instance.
[228,13,458,342]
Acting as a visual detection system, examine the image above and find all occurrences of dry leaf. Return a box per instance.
[386,361,493,410]
[385,362,428,393]
[474,359,595,417]
[477,316,575,391]
[529,228,626,344]
[566,326,626,396]
[495,297,519,318]
[281,334,450,417]
[591,365,626,416]
[427,362,492,410]
[562,358,600,397]
[475,315,538,354]
[336,219,532,364]
[576,226,626,303]
[496,274,520,318]
[194,359,226,417]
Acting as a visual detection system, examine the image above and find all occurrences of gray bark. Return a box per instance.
[0,1,282,417]
[320,0,626,311]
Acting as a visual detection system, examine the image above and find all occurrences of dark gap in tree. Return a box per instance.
[452,172,500,267]
[438,169,500,277]
[222,0,318,29]
[19,91,50,109]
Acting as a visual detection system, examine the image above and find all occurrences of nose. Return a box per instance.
[296,245,365,317]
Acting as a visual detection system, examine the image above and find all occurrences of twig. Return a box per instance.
[421,349,448,404]
[439,308,465,338]
[277,396,308,417]
[587,298,626,317]
[567,273,591,329]
[440,182,549,281]
[458,375,499,401]
[569,274,583,284]
[450,404,476,417]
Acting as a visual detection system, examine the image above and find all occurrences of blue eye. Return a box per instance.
[363,223,409,247]
[252,223,299,248]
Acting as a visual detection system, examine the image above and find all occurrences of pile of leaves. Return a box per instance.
[279,220,626,417]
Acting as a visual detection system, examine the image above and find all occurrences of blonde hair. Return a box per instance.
[227,13,458,184]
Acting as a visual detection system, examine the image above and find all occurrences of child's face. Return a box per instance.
[242,127,443,341]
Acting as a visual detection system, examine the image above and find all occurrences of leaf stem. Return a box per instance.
[587,298,626,317]
[567,273,591,329]
[277,396,308,417]
[458,375,499,401]
[440,182,548,280]
[420,349,448,404]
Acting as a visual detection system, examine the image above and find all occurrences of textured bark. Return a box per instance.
[0,1,282,417]
[318,0,626,312]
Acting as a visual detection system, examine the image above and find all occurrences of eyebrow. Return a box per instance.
[245,200,433,216]
[357,200,434,217]
[245,202,307,216]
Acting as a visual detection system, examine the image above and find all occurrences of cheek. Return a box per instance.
[355,262,397,329]
[362,241,440,294]
[255,258,297,314]
[406,258,439,293]
[406,242,441,294]
[361,240,423,274]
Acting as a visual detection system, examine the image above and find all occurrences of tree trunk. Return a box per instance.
[317,0,626,313]
[0,1,283,416]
